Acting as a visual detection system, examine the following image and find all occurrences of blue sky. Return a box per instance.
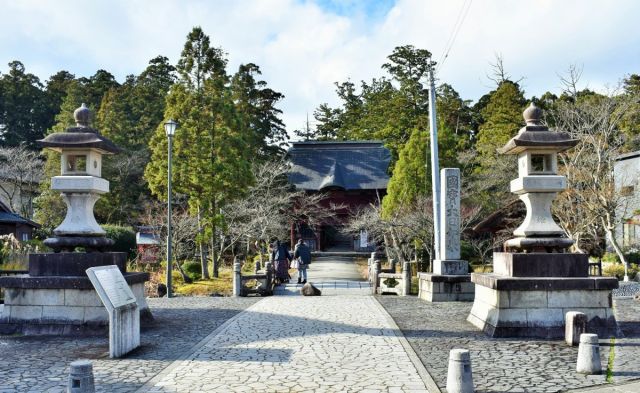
[1,0,639,134]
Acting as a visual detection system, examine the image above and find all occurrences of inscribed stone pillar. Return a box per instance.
[432,168,468,275]
[440,168,461,260]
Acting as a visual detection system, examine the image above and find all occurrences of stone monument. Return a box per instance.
[418,168,474,302]
[86,265,140,357]
[0,104,150,335]
[467,103,619,338]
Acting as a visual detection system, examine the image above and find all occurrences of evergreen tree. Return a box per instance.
[0,61,51,148]
[145,27,252,277]
[475,80,526,170]
[382,127,428,217]
[231,63,287,157]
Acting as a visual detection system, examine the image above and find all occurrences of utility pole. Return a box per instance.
[427,63,441,262]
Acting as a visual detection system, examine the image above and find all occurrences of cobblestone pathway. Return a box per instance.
[138,294,432,393]
[378,296,640,393]
[0,297,259,393]
[274,280,371,296]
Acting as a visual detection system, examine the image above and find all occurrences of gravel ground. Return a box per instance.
[378,296,640,393]
[612,281,640,297]
[0,296,259,393]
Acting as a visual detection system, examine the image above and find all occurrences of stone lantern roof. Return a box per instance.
[37,103,121,154]
[498,103,578,155]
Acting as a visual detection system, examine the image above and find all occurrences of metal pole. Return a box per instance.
[166,135,173,298]
[428,65,441,262]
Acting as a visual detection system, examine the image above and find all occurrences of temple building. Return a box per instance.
[287,141,391,252]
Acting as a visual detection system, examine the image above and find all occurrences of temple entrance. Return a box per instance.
[323,225,352,251]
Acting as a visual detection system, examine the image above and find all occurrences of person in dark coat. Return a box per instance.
[293,239,311,284]
[270,239,291,284]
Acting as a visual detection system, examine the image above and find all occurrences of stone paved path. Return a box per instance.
[378,296,640,393]
[138,293,432,393]
[0,297,260,393]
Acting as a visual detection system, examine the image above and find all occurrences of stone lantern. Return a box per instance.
[0,104,151,335]
[467,103,619,339]
[39,103,119,251]
[500,103,577,252]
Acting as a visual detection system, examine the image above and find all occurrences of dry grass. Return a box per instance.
[354,257,369,280]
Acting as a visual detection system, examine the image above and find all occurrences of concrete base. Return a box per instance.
[418,273,474,302]
[467,274,620,338]
[0,273,151,335]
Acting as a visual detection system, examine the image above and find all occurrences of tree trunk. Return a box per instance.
[212,200,219,278]
[603,217,628,280]
[197,204,210,279]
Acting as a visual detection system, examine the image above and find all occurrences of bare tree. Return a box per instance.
[140,201,198,282]
[0,145,43,218]
[552,87,640,279]
[220,160,342,265]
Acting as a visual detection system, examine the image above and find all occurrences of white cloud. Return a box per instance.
[0,0,638,136]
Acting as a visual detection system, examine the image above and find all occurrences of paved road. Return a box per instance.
[138,295,431,393]
[138,257,433,392]
[275,256,371,296]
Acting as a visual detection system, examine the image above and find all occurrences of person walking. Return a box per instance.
[271,239,292,285]
[293,239,311,284]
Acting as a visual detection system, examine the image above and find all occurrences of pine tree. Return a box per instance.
[382,127,429,217]
[145,27,253,278]
[475,80,526,170]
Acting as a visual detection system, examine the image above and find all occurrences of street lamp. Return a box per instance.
[164,119,178,298]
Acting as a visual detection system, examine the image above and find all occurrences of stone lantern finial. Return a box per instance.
[523,102,542,126]
[74,103,91,127]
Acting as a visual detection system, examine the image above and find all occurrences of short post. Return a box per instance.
[233,258,242,297]
[265,261,273,289]
[67,360,95,393]
[446,349,474,393]
[576,333,602,374]
[254,260,261,274]
[402,261,411,296]
[371,260,381,295]
[565,311,587,346]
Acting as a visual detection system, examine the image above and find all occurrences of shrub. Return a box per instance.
[603,263,639,280]
[181,260,202,280]
[103,225,136,259]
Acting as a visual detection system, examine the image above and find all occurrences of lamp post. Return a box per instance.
[164,119,178,298]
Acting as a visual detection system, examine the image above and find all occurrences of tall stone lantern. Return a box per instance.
[0,104,151,335]
[40,103,118,252]
[467,103,619,338]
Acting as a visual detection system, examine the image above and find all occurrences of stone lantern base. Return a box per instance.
[0,252,151,335]
[467,252,620,338]
[418,273,474,302]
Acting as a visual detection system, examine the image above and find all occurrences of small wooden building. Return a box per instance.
[287,141,391,251]
[0,200,39,241]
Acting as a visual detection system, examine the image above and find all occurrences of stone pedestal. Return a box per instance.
[0,252,151,335]
[420,168,474,302]
[467,253,620,338]
[418,273,474,302]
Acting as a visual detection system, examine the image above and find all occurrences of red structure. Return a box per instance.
[287,141,391,251]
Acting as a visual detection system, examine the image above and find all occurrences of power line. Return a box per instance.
[436,0,473,73]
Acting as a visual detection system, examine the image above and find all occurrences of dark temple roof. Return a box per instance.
[0,200,40,228]
[287,141,391,191]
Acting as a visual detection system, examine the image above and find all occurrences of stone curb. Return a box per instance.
[134,297,269,393]
[372,295,442,393]
[565,379,640,392]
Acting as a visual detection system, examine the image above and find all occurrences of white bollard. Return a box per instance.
[565,311,587,346]
[67,360,95,393]
[232,259,242,297]
[446,349,474,393]
[576,333,602,374]
[402,261,411,296]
